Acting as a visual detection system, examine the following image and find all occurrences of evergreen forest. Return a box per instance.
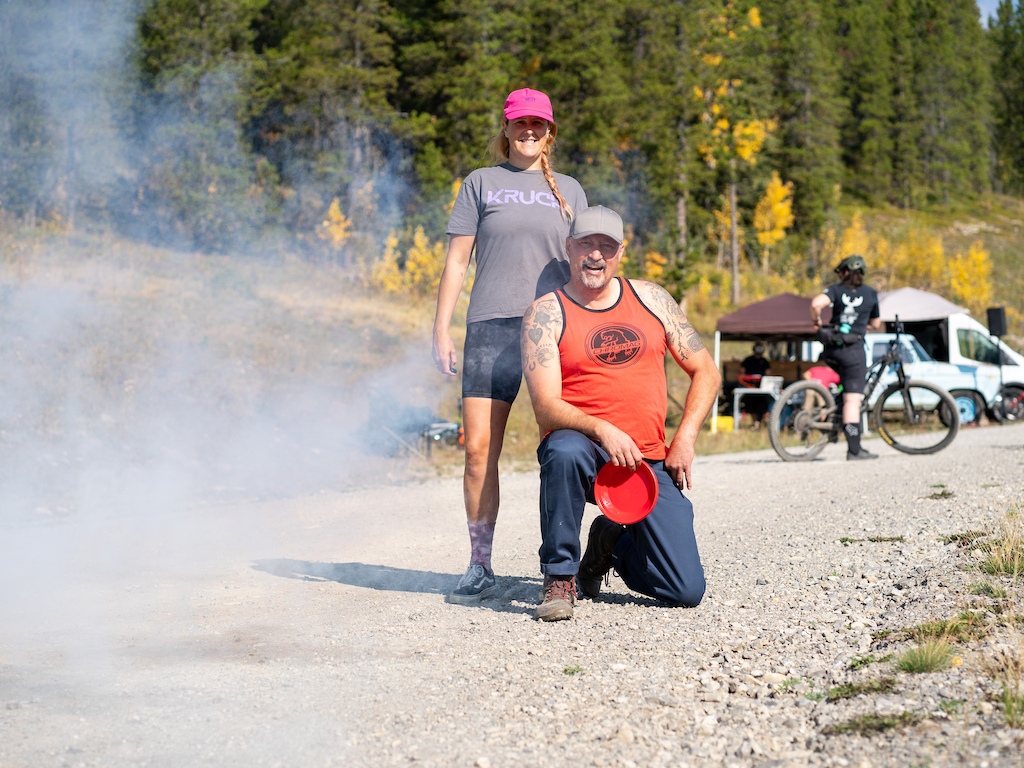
[2,0,1023,321]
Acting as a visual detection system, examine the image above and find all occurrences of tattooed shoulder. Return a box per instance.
[521,295,563,371]
[633,281,706,358]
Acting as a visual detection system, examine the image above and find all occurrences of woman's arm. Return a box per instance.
[432,235,476,375]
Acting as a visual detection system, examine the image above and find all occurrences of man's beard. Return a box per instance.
[577,261,611,290]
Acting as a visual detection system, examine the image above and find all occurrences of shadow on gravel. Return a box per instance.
[252,558,541,615]
[254,558,451,593]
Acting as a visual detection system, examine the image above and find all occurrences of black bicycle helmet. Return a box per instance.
[835,254,867,276]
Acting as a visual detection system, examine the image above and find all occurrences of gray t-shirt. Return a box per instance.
[446,162,588,323]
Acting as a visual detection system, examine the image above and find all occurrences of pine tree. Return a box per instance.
[257,0,401,251]
[618,0,705,260]
[834,0,895,203]
[526,0,631,203]
[0,0,135,228]
[989,0,1024,194]
[888,0,922,207]
[761,0,842,252]
[911,0,992,203]
[689,0,775,304]
[133,0,274,251]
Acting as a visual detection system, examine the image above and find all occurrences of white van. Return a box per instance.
[864,333,1001,422]
[890,313,1024,422]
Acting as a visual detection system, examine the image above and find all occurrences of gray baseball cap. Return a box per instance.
[569,205,623,245]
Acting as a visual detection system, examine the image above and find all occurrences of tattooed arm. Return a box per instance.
[521,293,646,470]
[632,280,721,489]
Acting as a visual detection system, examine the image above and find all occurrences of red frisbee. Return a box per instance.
[594,461,659,525]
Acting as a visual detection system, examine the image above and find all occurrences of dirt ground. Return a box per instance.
[2,423,1023,768]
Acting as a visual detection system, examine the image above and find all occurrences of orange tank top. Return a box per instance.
[556,278,669,459]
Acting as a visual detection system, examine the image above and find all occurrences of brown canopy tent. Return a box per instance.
[711,293,831,432]
[715,292,831,341]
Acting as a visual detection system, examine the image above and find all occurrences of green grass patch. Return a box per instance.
[840,536,904,546]
[849,653,894,671]
[821,712,921,736]
[897,641,954,673]
[942,530,989,549]
[908,611,988,643]
[938,699,963,715]
[998,681,1024,728]
[978,519,1024,580]
[926,489,955,500]
[827,677,896,701]
[969,582,1008,599]
[563,665,583,675]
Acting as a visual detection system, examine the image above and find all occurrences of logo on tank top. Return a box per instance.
[586,324,647,367]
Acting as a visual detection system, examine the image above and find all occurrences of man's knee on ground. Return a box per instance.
[660,576,706,608]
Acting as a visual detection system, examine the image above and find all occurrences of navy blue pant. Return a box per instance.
[537,430,706,607]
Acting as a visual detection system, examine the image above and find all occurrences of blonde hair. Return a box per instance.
[487,119,574,221]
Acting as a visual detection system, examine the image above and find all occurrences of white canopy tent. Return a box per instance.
[877,287,969,322]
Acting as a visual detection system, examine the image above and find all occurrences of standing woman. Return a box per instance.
[433,88,588,604]
[810,254,883,460]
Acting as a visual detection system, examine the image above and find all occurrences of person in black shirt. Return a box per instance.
[739,343,772,428]
[810,255,883,460]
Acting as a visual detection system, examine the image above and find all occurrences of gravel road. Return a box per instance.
[2,424,1024,767]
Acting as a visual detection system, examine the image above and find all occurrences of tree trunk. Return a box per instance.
[730,180,740,305]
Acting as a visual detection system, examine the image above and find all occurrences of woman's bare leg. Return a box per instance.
[462,396,513,526]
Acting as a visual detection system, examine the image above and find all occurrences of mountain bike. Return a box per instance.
[994,385,1024,423]
[768,323,960,461]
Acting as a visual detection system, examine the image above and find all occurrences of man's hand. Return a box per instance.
[595,422,645,471]
[665,435,696,490]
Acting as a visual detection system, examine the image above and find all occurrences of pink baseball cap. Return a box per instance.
[503,88,555,123]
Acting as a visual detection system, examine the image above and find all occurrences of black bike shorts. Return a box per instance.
[824,343,867,395]
[462,317,524,404]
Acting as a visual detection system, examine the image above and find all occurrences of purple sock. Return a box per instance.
[468,522,495,573]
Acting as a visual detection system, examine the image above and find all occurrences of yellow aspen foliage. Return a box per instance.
[837,212,871,261]
[734,119,774,162]
[369,227,447,298]
[317,198,352,249]
[947,243,993,312]
[445,180,461,216]
[403,226,447,295]
[708,200,741,250]
[754,172,794,256]
[898,229,946,291]
[369,231,403,293]
[748,7,762,27]
[642,250,667,282]
[693,273,714,314]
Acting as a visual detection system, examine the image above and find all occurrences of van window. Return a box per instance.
[957,329,1008,365]
[872,341,916,364]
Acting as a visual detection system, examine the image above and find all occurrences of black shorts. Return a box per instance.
[462,318,524,404]
[824,343,867,395]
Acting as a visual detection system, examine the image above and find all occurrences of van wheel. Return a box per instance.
[950,390,982,425]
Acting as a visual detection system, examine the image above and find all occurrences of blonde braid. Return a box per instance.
[540,128,573,222]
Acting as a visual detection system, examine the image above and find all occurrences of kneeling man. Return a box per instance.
[520,205,720,621]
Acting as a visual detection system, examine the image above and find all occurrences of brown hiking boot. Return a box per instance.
[578,516,626,598]
[536,575,577,622]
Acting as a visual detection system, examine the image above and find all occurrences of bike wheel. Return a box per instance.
[993,385,1024,423]
[871,380,959,455]
[769,380,836,461]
